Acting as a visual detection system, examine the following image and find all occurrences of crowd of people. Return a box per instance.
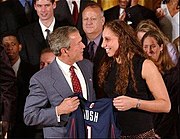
[0,0,179,139]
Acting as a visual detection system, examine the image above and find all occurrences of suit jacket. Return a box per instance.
[11,59,40,138]
[54,0,91,35]
[11,0,38,26]
[16,60,37,122]
[82,35,106,99]
[0,0,38,36]
[125,4,159,29]
[24,59,96,138]
[104,5,120,22]
[0,45,17,122]
[18,19,69,66]
[0,1,19,35]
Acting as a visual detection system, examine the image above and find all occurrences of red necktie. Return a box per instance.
[72,1,78,24]
[69,66,82,93]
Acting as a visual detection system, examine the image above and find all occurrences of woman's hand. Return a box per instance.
[113,96,137,111]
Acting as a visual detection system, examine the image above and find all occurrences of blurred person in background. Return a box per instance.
[141,30,179,139]
[173,36,180,55]
[124,0,159,29]
[0,45,17,139]
[54,0,91,35]
[0,0,38,36]
[156,0,179,42]
[1,32,41,139]
[136,19,179,65]
[40,47,55,69]
[104,0,131,22]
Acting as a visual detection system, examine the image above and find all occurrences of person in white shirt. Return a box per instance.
[156,0,179,42]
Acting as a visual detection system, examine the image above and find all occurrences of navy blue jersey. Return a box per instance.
[66,94,121,138]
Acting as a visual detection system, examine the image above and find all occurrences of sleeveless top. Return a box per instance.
[104,54,154,135]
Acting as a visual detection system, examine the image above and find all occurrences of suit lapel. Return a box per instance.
[77,61,92,100]
[82,35,89,59]
[64,0,72,18]
[54,20,60,30]
[50,60,73,98]
[32,22,45,44]
[93,37,105,62]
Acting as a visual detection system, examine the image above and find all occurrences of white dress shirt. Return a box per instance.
[39,18,55,39]
[66,0,80,14]
[55,57,88,122]
[12,58,21,77]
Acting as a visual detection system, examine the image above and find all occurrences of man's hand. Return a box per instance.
[56,96,80,115]
[119,12,126,21]
[156,8,165,19]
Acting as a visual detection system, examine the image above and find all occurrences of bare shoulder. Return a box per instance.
[143,59,157,70]
[142,59,160,79]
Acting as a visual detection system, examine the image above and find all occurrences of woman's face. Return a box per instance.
[142,36,163,61]
[102,27,119,57]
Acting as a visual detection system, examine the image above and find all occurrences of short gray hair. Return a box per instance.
[48,26,78,56]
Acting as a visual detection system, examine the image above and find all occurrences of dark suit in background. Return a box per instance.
[0,1,19,36]
[0,0,38,36]
[54,0,91,35]
[18,20,67,66]
[104,5,120,22]
[1,31,41,138]
[125,4,159,29]
[82,36,106,99]
[10,60,41,138]
[0,45,17,138]
[104,0,131,23]
[11,0,38,26]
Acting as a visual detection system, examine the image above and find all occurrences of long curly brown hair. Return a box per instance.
[98,20,147,95]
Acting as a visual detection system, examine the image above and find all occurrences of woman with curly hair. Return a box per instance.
[98,20,171,138]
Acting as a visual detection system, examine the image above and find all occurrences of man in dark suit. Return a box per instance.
[1,32,41,138]
[124,0,159,29]
[82,2,106,98]
[54,0,91,35]
[0,0,19,36]
[0,45,17,139]
[18,0,70,66]
[0,0,38,36]
[24,26,96,138]
[104,0,159,29]
[104,0,130,22]
[11,0,38,25]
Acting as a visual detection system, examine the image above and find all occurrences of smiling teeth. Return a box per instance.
[106,48,110,53]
